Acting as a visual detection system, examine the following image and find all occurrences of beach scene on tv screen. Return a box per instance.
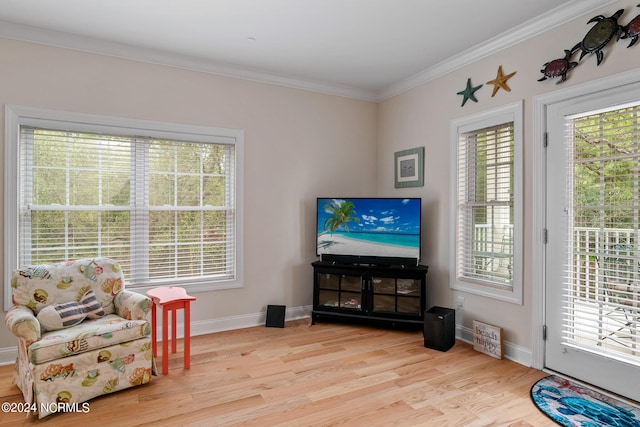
[317,198,420,258]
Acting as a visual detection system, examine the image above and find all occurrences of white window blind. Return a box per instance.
[563,102,640,361]
[18,125,238,288]
[455,122,514,288]
[450,102,522,304]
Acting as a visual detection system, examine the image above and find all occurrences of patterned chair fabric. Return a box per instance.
[5,258,156,418]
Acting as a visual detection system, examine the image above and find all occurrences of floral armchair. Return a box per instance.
[5,258,156,418]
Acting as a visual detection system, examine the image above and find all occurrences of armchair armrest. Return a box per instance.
[114,290,152,321]
[5,305,41,344]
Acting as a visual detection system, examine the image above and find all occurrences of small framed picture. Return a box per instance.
[394,147,424,188]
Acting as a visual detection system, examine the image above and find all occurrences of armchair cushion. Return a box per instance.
[28,314,151,365]
[37,290,106,332]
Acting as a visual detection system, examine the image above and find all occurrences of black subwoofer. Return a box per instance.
[265,305,286,328]
[423,306,455,351]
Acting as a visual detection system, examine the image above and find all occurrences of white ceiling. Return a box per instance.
[0,0,617,100]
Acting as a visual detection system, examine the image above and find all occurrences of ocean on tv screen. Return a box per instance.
[316,198,420,259]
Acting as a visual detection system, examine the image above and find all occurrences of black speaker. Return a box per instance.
[265,305,286,328]
[423,306,455,351]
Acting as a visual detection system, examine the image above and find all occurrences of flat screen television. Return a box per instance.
[316,197,421,266]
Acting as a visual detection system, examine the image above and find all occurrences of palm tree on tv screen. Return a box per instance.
[323,199,360,235]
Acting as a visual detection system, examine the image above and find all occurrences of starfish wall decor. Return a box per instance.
[486,65,516,97]
[456,78,483,107]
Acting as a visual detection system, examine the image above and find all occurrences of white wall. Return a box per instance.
[378,0,640,362]
[0,37,378,353]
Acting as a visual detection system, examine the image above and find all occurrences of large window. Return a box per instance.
[450,101,522,303]
[5,106,243,307]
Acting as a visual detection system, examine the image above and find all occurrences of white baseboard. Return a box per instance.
[0,305,314,366]
[189,305,312,337]
[0,346,17,366]
[456,324,533,367]
[0,310,534,369]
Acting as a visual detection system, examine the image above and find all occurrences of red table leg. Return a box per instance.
[162,305,169,375]
[171,305,177,353]
[184,300,191,369]
[146,286,196,375]
[151,301,157,357]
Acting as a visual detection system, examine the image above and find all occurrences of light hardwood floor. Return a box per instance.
[0,319,554,426]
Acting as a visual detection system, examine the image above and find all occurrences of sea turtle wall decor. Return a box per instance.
[538,50,578,84]
[573,8,624,65]
[538,6,640,84]
[621,4,640,48]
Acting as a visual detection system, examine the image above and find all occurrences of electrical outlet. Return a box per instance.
[456,296,465,310]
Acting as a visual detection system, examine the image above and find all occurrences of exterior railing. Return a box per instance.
[472,225,638,294]
[473,224,513,253]
[473,224,513,281]
[572,227,638,300]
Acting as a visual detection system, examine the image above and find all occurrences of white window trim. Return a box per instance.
[449,100,523,304]
[4,105,244,310]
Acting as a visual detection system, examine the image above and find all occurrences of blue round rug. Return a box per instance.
[531,375,640,426]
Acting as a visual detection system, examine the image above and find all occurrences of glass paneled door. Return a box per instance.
[545,86,640,402]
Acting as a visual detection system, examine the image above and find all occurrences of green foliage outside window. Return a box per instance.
[23,128,234,284]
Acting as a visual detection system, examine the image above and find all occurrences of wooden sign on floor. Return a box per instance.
[473,320,503,359]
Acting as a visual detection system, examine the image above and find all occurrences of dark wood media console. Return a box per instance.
[311,261,428,329]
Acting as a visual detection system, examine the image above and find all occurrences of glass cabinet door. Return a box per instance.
[371,276,421,314]
[371,277,395,312]
[338,274,361,309]
[317,272,362,310]
[317,272,340,307]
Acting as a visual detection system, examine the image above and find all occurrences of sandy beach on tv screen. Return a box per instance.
[317,233,417,257]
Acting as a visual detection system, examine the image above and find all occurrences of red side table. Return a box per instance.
[147,286,196,374]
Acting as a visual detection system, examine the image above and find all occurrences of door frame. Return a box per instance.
[531,69,640,370]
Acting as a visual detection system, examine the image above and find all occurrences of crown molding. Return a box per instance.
[0,0,619,103]
[376,0,619,101]
[0,20,378,102]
